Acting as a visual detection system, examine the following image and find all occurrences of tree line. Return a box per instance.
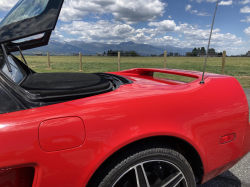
[104,50,182,57]
[103,48,223,57]
[186,47,222,57]
[151,52,181,57]
[105,50,140,57]
[186,47,206,56]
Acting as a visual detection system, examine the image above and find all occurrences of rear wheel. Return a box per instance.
[98,148,196,187]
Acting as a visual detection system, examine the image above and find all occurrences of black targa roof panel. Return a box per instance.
[0,0,64,44]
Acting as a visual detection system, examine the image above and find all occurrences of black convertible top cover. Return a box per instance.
[20,73,112,97]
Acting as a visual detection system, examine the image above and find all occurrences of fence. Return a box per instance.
[33,51,226,74]
[18,52,250,88]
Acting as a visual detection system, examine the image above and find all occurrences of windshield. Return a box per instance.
[0,0,49,28]
[0,47,26,84]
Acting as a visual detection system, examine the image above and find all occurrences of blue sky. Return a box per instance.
[0,0,250,55]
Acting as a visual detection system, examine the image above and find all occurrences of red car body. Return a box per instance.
[0,68,249,186]
[0,0,249,186]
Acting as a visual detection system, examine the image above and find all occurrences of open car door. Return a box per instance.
[0,0,64,52]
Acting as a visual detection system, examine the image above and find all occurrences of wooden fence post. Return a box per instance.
[118,52,121,71]
[164,51,167,69]
[222,51,226,74]
[79,52,82,71]
[47,52,51,69]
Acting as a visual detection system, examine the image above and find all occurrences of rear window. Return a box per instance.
[0,0,49,28]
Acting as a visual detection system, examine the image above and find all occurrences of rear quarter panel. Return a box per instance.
[0,74,248,186]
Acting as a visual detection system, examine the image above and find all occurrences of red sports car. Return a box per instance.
[0,0,249,187]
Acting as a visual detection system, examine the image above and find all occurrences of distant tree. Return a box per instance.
[192,47,198,56]
[208,48,215,53]
[169,52,174,56]
[186,52,193,57]
[174,53,179,56]
[197,47,201,54]
[110,50,119,56]
[217,52,222,56]
[106,49,140,57]
[108,49,113,56]
[104,51,106,55]
[201,47,206,53]
[151,54,157,57]
[129,51,140,57]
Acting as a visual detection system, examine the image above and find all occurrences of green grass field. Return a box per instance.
[18,56,250,88]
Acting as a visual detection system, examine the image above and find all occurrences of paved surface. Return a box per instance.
[199,89,250,187]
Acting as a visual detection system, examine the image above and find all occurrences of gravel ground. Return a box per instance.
[199,89,250,187]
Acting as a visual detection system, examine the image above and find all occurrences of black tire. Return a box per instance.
[98,148,196,187]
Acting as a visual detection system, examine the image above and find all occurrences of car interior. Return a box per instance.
[0,45,134,102]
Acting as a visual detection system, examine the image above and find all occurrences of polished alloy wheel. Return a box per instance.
[112,160,188,187]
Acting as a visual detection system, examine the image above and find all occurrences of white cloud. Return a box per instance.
[185,4,192,11]
[241,15,250,22]
[59,18,245,55]
[185,4,210,16]
[218,0,233,5]
[51,29,64,41]
[244,26,250,35]
[163,36,174,40]
[139,20,245,54]
[60,20,135,42]
[195,0,233,5]
[60,0,167,23]
[148,20,177,31]
[0,0,18,11]
[196,0,218,3]
[239,0,250,4]
[197,12,211,16]
[240,6,250,13]
[130,33,152,43]
[168,15,172,19]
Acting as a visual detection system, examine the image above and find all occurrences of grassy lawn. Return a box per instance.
[17,56,250,88]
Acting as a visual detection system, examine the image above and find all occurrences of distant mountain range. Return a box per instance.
[22,40,193,56]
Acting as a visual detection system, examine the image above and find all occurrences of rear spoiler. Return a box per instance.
[119,68,202,79]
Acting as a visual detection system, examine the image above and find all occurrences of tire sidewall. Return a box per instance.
[99,148,196,187]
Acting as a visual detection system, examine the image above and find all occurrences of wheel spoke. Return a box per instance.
[141,164,151,187]
[160,172,183,187]
[151,171,183,187]
[171,175,184,187]
[112,160,189,187]
[135,166,140,187]
[134,165,150,187]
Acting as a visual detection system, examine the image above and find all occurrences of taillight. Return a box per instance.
[0,167,35,187]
